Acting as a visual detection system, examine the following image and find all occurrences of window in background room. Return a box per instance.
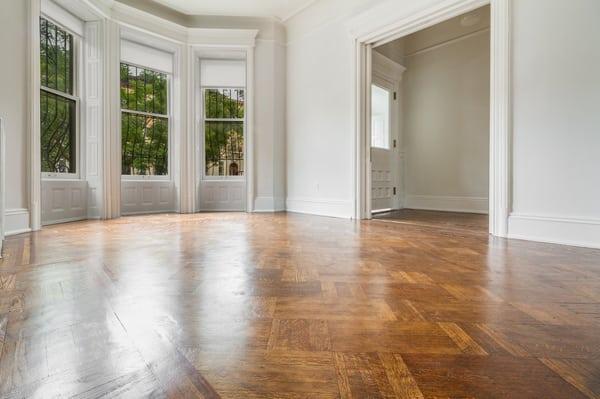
[40,17,78,176]
[120,63,169,177]
[203,88,245,177]
[371,84,390,150]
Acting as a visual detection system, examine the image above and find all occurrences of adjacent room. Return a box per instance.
[371,6,490,234]
[0,0,599,398]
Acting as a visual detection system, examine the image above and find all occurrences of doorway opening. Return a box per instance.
[367,5,491,234]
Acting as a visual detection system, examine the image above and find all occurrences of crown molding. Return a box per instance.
[96,0,259,46]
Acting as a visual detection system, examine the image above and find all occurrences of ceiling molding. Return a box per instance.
[107,1,258,46]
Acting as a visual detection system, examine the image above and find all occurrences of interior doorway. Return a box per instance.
[368,5,491,233]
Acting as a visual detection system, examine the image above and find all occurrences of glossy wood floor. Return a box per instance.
[1,212,599,398]
[373,208,489,233]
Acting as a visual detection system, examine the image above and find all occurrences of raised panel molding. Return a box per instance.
[42,180,88,225]
[121,181,176,215]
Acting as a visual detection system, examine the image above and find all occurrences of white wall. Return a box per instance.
[286,0,600,247]
[285,0,387,217]
[0,0,30,234]
[508,0,600,247]
[402,30,490,214]
[254,25,287,212]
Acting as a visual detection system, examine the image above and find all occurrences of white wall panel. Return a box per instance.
[121,180,176,215]
[41,180,88,225]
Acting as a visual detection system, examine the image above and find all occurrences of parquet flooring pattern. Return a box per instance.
[0,212,599,398]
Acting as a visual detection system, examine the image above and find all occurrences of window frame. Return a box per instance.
[40,16,82,180]
[370,81,392,151]
[119,61,172,181]
[201,85,246,181]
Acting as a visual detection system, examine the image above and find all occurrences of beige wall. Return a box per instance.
[402,30,490,211]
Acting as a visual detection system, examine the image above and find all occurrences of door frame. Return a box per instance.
[352,0,511,237]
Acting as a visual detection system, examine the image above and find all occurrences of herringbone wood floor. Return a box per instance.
[0,212,599,398]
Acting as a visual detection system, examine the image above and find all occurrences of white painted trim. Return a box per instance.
[102,19,121,219]
[488,0,511,237]
[508,214,600,249]
[42,0,85,36]
[372,51,406,82]
[246,47,255,213]
[286,198,354,219]
[351,0,510,238]
[28,0,42,232]
[188,29,259,47]
[280,0,319,22]
[405,195,489,214]
[5,209,32,236]
[0,118,5,255]
[254,196,285,212]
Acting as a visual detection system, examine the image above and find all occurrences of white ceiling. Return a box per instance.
[152,0,317,20]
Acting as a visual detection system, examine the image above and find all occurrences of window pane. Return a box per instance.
[40,18,73,95]
[41,90,76,173]
[121,112,168,176]
[371,85,390,149]
[205,89,244,119]
[205,121,244,176]
[120,63,168,115]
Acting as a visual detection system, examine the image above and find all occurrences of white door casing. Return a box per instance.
[351,0,510,237]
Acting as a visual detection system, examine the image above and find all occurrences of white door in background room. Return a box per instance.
[198,59,247,211]
[371,81,398,212]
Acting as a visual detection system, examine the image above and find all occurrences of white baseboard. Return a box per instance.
[404,195,488,214]
[254,196,285,212]
[286,197,353,219]
[508,213,600,249]
[5,208,31,236]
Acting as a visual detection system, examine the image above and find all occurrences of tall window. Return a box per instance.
[120,63,169,176]
[203,88,245,177]
[40,18,78,175]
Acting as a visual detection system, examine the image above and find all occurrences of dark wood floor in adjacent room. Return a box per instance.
[373,208,489,233]
[1,212,599,398]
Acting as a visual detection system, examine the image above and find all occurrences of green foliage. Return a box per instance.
[120,63,169,175]
[40,18,73,95]
[40,91,76,173]
[204,89,245,176]
[40,18,75,173]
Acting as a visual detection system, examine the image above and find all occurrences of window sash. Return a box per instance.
[201,87,245,180]
[40,17,80,178]
[120,62,171,179]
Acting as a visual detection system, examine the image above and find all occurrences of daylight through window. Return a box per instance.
[120,63,169,176]
[40,17,77,174]
[203,88,245,177]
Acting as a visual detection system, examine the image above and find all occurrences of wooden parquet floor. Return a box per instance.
[0,212,599,398]
[373,208,489,233]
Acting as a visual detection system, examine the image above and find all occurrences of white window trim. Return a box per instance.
[119,63,172,181]
[200,85,246,182]
[40,16,83,180]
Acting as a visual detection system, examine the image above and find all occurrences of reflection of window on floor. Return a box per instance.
[40,17,78,176]
[120,63,169,176]
[203,88,245,177]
